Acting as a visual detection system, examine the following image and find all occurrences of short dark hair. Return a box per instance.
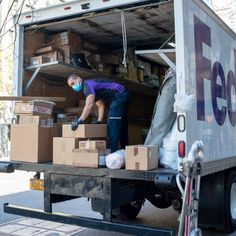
[67,73,78,82]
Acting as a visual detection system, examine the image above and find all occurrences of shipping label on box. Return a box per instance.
[73,149,109,168]
[15,101,54,116]
[79,140,106,150]
[62,124,107,138]
[125,145,158,170]
[53,137,80,165]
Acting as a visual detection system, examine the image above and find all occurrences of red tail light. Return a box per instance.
[178,141,186,158]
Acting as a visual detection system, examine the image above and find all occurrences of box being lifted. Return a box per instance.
[62,124,107,138]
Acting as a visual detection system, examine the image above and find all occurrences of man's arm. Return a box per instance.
[80,94,95,121]
[96,99,105,122]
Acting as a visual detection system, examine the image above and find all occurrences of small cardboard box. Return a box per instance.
[53,137,80,165]
[35,46,55,55]
[29,56,48,66]
[125,145,158,170]
[62,124,107,138]
[43,50,64,62]
[19,115,53,126]
[73,149,110,168]
[10,125,59,163]
[79,140,106,150]
[15,101,54,116]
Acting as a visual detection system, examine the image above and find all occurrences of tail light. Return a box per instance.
[178,141,186,158]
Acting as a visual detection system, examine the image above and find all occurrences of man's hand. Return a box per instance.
[71,118,84,131]
[90,120,103,124]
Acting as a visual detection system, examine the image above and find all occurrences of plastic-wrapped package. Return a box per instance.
[159,121,178,170]
[106,149,125,169]
[174,94,194,113]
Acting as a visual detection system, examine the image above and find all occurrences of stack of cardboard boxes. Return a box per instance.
[29,32,81,66]
[53,123,109,167]
[10,101,61,163]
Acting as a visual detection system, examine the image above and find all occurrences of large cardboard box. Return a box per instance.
[47,32,81,48]
[73,149,110,168]
[10,125,60,163]
[62,124,107,138]
[14,101,54,117]
[53,137,80,165]
[19,115,53,127]
[79,140,106,150]
[125,145,158,170]
[60,45,80,64]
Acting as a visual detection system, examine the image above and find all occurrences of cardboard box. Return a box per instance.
[14,101,54,116]
[82,41,98,52]
[35,46,55,55]
[137,68,144,82]
[29,56,49,66]
[10,125,59,163]
[62,124,107,138]
[53,137,80,165]
[43,50,64,62]
[79,140,106,150]
[60,45,80,64]
[128,62,138,81]
[47,32,81,48]
[102,54,119,65]
[19,115,53,127]
[125,145,158,170]
[73,149,110,168]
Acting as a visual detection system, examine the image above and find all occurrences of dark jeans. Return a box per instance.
[108,90,131,152]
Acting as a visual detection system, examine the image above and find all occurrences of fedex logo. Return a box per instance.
[194,16,236,126]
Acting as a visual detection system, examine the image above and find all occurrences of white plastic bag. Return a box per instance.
[159,121,178,169]
[106,149,125,169]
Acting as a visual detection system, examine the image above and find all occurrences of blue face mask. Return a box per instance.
[72,83,83,92]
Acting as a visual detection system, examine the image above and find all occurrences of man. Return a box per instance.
[67,74,131,152]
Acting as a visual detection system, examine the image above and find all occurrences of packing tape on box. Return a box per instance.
[134,147,139,156]
[135,162,140,170]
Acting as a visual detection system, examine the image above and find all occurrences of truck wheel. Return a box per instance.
[224,171,236,232]
[120,200,143,220]
[147,194,172,209]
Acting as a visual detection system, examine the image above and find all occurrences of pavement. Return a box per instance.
[0,169,236,236]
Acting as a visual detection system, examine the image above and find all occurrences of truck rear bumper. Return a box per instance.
[4,203,175,236]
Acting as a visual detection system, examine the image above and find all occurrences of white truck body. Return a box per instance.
[5,0,236,234]
[175,0,236,174]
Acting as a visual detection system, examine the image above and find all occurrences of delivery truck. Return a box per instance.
[1,0,236,235]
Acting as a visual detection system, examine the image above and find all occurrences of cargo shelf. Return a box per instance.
[25,61,158,96]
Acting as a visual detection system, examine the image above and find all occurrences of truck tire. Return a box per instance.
[146,194,172,209]
[224,171,236,233]
[120,200,143,219]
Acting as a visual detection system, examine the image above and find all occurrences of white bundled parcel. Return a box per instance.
[174,94,194,113]
[159,121,178,170]
[185,140,204,164]
[106,149,125,169]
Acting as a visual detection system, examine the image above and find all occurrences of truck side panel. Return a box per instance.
[182,0,236,163]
